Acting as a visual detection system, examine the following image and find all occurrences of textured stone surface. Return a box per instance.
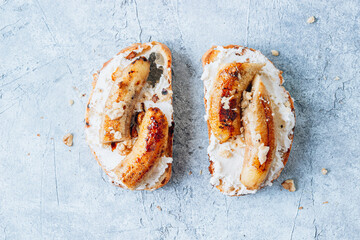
[1,0,359,239]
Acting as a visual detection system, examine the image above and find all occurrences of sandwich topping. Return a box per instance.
[202,46,295,195]
[85,43,173,190]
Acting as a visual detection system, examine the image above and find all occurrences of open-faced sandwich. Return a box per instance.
[85,41,173,191]
[201,45,295,196]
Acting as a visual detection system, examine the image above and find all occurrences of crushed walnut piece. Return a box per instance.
[189,171,192,175]
[271,50,279,56]
[323,201,329,204]
[299,206,304,210]
[282,179,296,192]
[152,94,159,103]
[156,206,162,211]
[63,133,73,146]
[219,149,232,158]
[307,16,316,24]
[125,51,137,60]
[321,168,328,175]
[37,134,40,137]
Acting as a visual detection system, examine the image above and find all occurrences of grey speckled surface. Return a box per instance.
[1,0,359,239]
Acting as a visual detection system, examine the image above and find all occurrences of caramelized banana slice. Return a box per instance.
[240,75,276,190]
[114,107,168,190]
[100,57,150,143]
[209,62,264,143]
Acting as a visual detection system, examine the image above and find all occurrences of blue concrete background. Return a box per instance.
[0,0,359,239]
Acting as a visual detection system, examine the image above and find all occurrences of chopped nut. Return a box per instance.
[63,133,73,146]
[189,171,192,175]
[37,134,40,137]
[334,76,340,81]
[152,94,159,103]
[156,206,162,211]
[125,51,137,60]
[69,99,74,105]
[218,149,232,158]
[321,168,328,175]
[137,112,145,125]
[307,16,316,24]
[282,179,296,192]
[323,201,329,204]
[299,206,304,210]
[271,50,279,56]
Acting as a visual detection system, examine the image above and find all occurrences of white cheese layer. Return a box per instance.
[85,43,173,190]
[201,46,295,196]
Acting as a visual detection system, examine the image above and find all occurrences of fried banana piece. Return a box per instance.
[209,62,264,143]
[100,57,150,143]
[240,75,276,190]
[114,107,169,190]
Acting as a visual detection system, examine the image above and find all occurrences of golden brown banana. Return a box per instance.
[114,107,168,190]
[100,57,150,143]
[208,62,264,143]
[240,75,276,190]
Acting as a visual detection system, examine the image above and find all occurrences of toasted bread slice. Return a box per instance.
[201,45,295,196]
[85,42,173,191]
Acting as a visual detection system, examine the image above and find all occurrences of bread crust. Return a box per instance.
[85,42,173,190]
[202,45,295,195]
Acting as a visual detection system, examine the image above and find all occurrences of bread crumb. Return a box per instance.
[321,168,328,175]
[40,116,44,119]
[27,153,30,156]
[271,50,279,56]
[199,170,202,175]
[69,99,74,105]
[63,133,73,146]
[334,76,340,81]
[299,206,303,210]
[307,16,316,24]
[323,201,329,204]
[156,206,162,211]
[37,134,40,137]
[281,179,296,192]
[189,171,192,175]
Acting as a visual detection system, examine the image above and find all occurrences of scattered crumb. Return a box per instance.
[37,134,40,137]
[281,179,296,192]
[323,76,327,80]
[156,206,162,211]
[27,153,30,156]
[80,93,86,97]
[63,133,73,147]
[334,76,340,81]
[40,116,44,119]
[307,16,316,24]
[199,170,203,175]
[321,168,328,175]
[323,201,329,204]
[69,99,74,105]
[271,50,279,56]
[299,206,303,210]
[189,171,192,175]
